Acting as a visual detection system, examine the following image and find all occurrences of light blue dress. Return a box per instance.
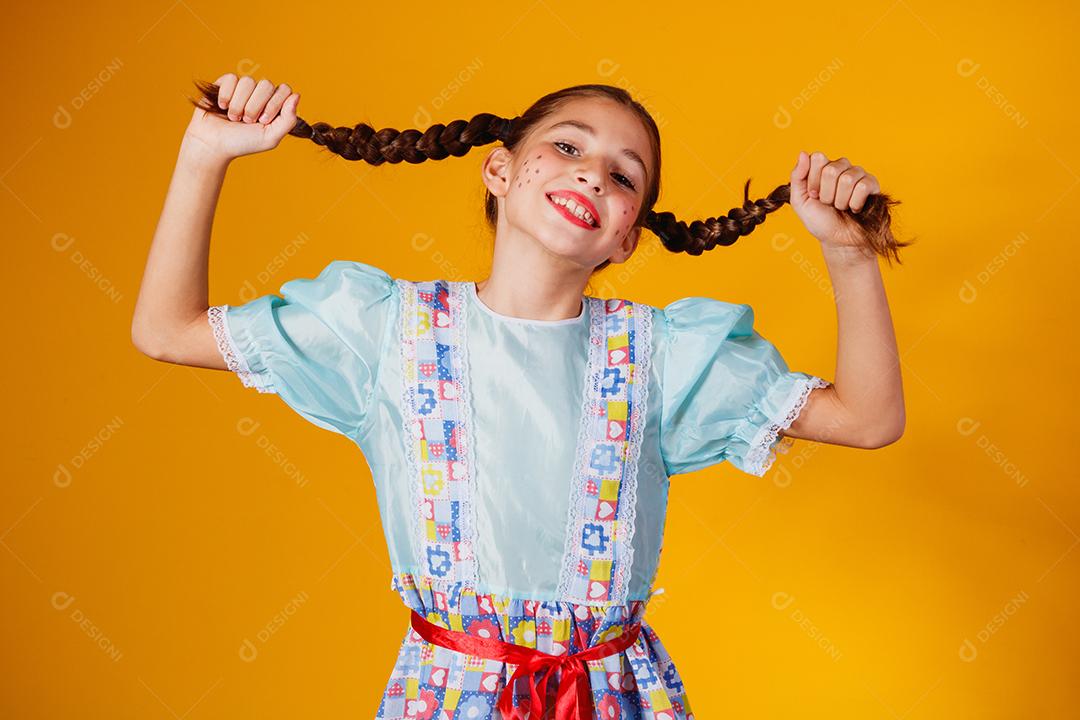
[206,259,829,720]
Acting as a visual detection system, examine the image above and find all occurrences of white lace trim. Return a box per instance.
[396,280,480,591]
[742,375,832,476]
[206,304,274,393]
[396,279,425,587]
[449,280,481,590]
[555,298,652,606]
[611,302,652,605]
[556,297,605,604]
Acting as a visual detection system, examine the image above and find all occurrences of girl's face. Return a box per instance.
[483,97,656,270]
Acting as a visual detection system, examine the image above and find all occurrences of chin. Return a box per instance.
[533,227,604,266]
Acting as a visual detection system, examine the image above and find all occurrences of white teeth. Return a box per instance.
[549,195,597,226]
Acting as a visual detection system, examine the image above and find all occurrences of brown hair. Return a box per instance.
[190,80,911,269]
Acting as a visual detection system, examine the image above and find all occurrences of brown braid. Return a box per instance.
[189,79,515,164]
[644,177,910,266]
[189,80,910,267]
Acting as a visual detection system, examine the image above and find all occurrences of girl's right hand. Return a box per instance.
[184,74,301,162]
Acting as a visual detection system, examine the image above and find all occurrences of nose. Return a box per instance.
[575,159,605,194]
[576,175,601,194]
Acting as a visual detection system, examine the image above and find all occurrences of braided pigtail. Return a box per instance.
[189,79,517,164]
[645,177,910,266]
[189,78,909,266]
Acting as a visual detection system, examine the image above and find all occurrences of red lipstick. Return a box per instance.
[545,190,601,230]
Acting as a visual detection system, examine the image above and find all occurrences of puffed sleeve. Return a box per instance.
[206,259,396,438]
[659,297,831,477]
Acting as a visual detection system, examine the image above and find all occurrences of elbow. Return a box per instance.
[861,412,906,449]
[131,317,170,361]
[131,328,162,360]
[132,308,210,363]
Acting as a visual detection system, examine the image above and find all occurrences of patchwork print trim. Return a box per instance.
[397,279,480,590]
[557,298,654,606]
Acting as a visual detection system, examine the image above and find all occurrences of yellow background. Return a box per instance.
[4,0,1077,717]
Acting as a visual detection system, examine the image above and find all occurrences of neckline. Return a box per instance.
[467,281,588,326]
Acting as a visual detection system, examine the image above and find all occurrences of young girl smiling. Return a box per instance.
[133,74,907,720]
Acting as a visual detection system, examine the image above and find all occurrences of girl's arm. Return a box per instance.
[780,151,906,449]
[131,74,301,368]
[130,137,230,368]
[782,243,905,449]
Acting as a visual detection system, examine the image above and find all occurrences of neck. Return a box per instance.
[477,228,591,322]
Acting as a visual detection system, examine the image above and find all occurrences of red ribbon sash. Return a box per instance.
[409,609,642,720]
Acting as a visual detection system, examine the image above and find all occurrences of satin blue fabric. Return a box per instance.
[217,260,825,601]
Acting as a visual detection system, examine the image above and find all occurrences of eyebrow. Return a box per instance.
[545,119,649,183]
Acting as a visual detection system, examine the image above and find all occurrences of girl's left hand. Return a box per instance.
[789,151,881,248]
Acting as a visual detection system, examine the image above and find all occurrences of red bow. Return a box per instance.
[410,609,642,720]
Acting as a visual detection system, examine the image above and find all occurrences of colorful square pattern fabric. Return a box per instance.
[398,279,481,589]
[556,299,653,606]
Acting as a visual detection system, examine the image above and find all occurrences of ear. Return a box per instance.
[608,225,642,264]
[481,146,514,198]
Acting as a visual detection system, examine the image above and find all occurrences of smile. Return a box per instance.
[546,191,601,230]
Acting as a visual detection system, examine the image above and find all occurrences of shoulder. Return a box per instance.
[616,296,755,341]
[287,259,397,295]
[588,295,755,344]
[312,259,397,287]
[276,259,399,325]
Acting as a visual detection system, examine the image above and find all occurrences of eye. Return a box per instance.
[553,141,637,191]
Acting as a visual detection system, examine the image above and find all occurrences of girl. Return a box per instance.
[132,74,908,720]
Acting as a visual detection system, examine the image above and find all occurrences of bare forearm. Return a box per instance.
[823,245,905,443]
[131,134,230,354]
